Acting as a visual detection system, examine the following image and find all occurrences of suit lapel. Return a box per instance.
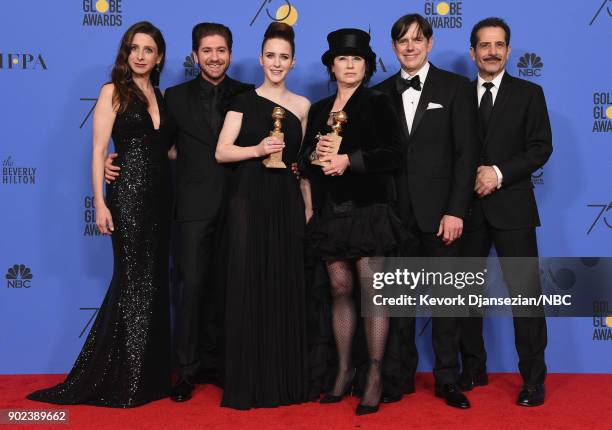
[388,72,410,140]
[188,78,214,142]
[409,63,436,138]
[484,72,512,142]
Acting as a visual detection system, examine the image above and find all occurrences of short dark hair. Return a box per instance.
[391,14,433,42]
[470,17,511,48]
[325,56,376,85]
[262,22,295,57]
[192,22,233,52]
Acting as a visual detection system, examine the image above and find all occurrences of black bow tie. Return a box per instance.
[397,75,422,93]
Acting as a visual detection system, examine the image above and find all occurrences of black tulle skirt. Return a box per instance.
[219,161,309,410]
[305,200,418,399]
[307,203,406,260]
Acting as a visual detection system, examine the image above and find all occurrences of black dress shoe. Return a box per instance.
[356,403,379,415]
[517,384,545,407]
[459,372,489,391]
[171,379,194,402]
[435,384,471,409]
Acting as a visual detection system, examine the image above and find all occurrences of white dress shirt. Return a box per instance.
[477,70,505,188]
[400,62,430,134]
[477,69,504,106]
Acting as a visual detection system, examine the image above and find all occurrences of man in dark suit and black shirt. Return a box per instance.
[374,14,479,409]
[164,22,253,403]
[458,17,551,407]
[106,23,253,402]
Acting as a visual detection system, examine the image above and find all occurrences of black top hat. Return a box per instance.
[321,28,376,66]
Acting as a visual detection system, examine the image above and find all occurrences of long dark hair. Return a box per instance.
[111,21,166,112]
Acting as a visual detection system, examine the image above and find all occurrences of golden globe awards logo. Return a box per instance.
[84,196,102,237]
[589,0,612,26]
[79,307,100,338]
[82,0,123,27]
[2,156,36,185]
[424,1,463,29]
[80,98,98,129]
[0,53,46,70]
[592,301,612,341]
[592,92,612,133]
[586,202,612,234]
[250,1,298,26]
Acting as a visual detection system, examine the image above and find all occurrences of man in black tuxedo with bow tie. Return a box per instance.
[374,14,479,409]
[458,17,551,407]
[106,23,253,402]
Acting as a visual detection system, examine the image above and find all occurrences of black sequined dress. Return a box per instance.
[27,88,172,408]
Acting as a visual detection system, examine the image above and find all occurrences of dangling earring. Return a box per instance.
[155,63,161,73]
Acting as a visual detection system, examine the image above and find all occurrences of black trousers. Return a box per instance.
[410,227,463,386]
[459,214,548,385]
[174,217,220,381]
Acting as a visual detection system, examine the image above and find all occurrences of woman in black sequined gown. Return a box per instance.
[27,22,172,408]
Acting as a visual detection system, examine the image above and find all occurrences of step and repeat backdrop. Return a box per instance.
[1,0,611,374]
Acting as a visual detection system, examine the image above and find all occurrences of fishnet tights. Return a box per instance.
[326,257,388,406]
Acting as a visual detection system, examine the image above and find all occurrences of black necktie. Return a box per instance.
[397,74,422,93]
[209,85,221,132]
[479,82,494,129]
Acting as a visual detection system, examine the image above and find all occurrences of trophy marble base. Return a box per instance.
[262,130,286,169]
[262,157,287,168]
[311,133,342,166]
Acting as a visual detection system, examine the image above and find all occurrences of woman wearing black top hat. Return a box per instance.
[299,28,406,415]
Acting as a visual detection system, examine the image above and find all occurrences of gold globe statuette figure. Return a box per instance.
[311,110,348,166]
[262,106,287,169]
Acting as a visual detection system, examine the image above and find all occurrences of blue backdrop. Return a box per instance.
[1,0,611,375]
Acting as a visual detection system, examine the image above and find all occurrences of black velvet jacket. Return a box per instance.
[298,85,403,211]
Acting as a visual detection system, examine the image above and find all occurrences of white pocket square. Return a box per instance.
[426,102,444,110]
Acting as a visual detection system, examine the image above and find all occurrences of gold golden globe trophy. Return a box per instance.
[262,106,287,169]
[311,110,348,166]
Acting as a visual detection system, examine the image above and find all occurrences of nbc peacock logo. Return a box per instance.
[531,168,544,186]
[183,55,199,78]
[6,264,33,289]
[82,0,123,27]
[517,53,544,78]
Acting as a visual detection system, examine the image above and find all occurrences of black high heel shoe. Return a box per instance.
[355,360,382,415]
[356,403,379,415]
[320,368,356,404]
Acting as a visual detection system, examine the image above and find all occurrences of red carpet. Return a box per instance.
[1,373,610,429]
